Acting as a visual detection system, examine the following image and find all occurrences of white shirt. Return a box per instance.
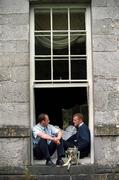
[32,123,59,144]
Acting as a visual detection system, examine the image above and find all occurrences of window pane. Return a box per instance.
[35,60,51,80]
[53,33,68,55]
[53,9,68,30]
[53,58,68,80]
[70,9,85,30]
[70,33,86,55]
[71,58,87,79]
[35,36,51,55]
[35,9,50,30]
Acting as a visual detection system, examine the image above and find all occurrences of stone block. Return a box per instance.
[0,103,29,126]
[95,137,119,165]
[93,52,119,78]
[0,40,29,53]
[92,0,107,7]
[108,92,119,110]
[0,66,29,82]
[93,78,118,92]
[107,0,119,7]
[94,111,116,126]
[0,0,29,14]
[0,138,30,166]
[10,66,29,82]
[0,14,29,25]
[0,67,11,81]
[0,53,29,67]
[0,82,29,103]
[94,83,108,111]
[93,35,117,52]
[92,7,119,19]
[0,25,29,40]
[36,175,70,180]
[92,19,119,35]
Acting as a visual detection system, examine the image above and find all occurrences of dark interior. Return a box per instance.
[34,87,88,128]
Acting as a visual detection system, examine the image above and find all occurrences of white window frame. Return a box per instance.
[30,4,94,164]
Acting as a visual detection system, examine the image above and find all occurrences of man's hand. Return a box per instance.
[53,137,60,145]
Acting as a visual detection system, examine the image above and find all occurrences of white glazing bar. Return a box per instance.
[86,6,94,164]
[68,8,71,81]
[34,83,89,88]
[30,7,35,165]
[51,8,53,81]
[34,79,88,83]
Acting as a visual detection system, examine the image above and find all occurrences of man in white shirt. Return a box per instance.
[32,113,64,166]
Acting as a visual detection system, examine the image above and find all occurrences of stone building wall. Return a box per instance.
[92,0,119,164]
[0,0,119,169]
[0,0,30,166]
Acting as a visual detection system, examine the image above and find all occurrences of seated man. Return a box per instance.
[32,113,65,166]
[64,113,90,158]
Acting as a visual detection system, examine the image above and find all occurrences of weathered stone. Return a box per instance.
[0,126,30,138]
[0,40,29,53]
[107,0,119,7]
[0,53,29,67]
[0,138,30,166]
[95,125,119,136]
[108,92,119,110]
[92,19,119,35]
[93,35,117,52]
[0,103,29,126]
[92,0,107,7]
[0,25,29,40]
[94,84,108,111]
[94,111,116,126]
[93,52,119,78]
[92,7,119,19]
[95,137,119,165]
[0,0,29,14]
[0,14,29,25]
[0,82,29,103]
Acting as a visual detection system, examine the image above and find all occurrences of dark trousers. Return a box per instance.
[63,136,90,158]
[33,138,64,160]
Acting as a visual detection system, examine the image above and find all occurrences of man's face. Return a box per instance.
[73,116,81,127]
[43,115,50,127]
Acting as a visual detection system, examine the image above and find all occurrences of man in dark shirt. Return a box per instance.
[64,113,90,158]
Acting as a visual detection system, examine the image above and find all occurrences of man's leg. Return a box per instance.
[33,138,50,160]
[56,138,65,158]
[48,139,65,165]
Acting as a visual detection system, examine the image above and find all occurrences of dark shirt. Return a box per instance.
[66,123,90,158]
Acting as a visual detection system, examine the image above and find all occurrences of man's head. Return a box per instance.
[38,113,50,127]
[72,113,84,128]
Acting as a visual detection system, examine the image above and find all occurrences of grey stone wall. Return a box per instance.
[92,0,119,164]
[0,0,119,169]
[0,0,30,166]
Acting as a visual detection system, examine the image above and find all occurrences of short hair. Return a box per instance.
[73,113,84,121]
[38,113,47,123]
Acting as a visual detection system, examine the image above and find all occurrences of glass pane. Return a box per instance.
[35,60,51,80]
[53,59,68,80]
[35,9,50,31]
[70,9,85,30]
[71,59,87,79]
[70,34,86,55]
[35,36,51,55]
[53,9,68,30]
[53,33,68,55]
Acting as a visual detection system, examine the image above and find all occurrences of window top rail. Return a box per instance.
[33,82,89,88]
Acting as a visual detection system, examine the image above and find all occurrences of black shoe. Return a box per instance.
[56,159,64,166]
[46,159,55,166]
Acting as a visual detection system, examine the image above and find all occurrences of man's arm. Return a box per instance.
[37,131,54,141]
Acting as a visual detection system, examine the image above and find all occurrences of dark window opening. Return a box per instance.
[34,87,89,129]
